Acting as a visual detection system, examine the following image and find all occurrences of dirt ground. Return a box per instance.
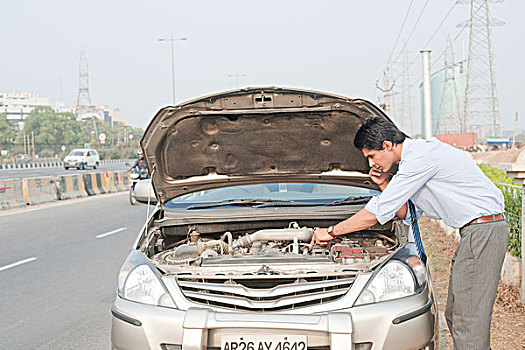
[419,217,525,350]
[470,148,524,164]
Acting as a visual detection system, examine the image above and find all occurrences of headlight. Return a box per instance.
[355,257,426,306]
[118,251,175,308]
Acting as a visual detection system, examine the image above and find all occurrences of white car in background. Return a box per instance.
[64,148,100,170]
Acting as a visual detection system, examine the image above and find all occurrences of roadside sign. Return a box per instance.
[98,132,107,144]
[84,143,91,148]
[128,134,134,140]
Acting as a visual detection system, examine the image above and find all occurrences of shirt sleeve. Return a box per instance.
[401,202,423,226]
[364,153,436,225]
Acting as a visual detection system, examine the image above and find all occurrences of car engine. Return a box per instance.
[147,221,397,270]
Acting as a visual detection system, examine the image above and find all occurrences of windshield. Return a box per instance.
[68,150,86,156]
[164,183,380,210]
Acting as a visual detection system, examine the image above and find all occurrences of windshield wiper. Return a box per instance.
[187,198,295,210]
[327,195,374,206]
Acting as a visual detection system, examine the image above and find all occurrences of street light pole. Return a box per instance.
[158,35,187,105]
[227,73,247,88]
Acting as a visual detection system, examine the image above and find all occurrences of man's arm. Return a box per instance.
[310,208,378,247]
[311,158,435,247]
[376,181,407,220]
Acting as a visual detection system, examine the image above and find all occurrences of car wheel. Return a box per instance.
[64,167,69,170]
[93,161,99,169]
[129,188,137,205]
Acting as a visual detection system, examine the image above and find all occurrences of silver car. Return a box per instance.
[111,88,438,350]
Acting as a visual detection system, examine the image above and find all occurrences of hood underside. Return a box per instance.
[142,87,391,204]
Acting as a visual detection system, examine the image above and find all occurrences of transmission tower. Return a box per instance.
[458,0,504,137]
[436,36,464,134]
[74,49,98,140]
[75,49,92,113]
[399,47,414,136]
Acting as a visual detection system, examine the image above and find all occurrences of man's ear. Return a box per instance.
[382,141,393,151]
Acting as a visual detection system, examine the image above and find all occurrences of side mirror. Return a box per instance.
[133,179,158,205]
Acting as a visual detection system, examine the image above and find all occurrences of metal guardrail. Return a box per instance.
[497,182,522,256]
[0,159,134,170]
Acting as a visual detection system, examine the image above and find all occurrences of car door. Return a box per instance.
[86,151,94,166]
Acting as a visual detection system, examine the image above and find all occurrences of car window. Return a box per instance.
[164,183,380,209]
[68,150,87,156]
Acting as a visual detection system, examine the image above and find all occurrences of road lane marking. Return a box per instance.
[0,257,38,272]
[0,192,127,218]
[96,227,127,239]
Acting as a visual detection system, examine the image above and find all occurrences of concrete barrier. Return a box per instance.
[100,172,115,193]
[104,171,120,193]
[22,176,57,205]
[0,178,26,210]
[83,173,104,196]
[113,171,129,191]
[55,174,88,200]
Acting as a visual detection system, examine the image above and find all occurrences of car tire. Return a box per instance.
[129,188,137,205]
[93,161,99,169]
[65,167,69,170]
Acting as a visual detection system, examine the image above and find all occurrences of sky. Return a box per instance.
[0,0,522,134]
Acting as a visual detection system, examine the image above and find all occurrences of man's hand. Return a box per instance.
[310,228,335,249]
[369,165,389,187]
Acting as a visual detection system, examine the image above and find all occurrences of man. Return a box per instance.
[311,117,508,349]
[131,149,148,175]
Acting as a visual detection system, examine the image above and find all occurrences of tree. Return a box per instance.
[0,114,15,146]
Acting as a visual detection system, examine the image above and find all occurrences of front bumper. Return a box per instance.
[111,289,437,350]
[65,161,82,167]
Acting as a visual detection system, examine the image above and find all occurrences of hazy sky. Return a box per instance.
[0,0,522,133]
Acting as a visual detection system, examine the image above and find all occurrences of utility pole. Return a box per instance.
[158,35,187,105]
[421,50,433,140]
[513,112,518,147]
[31,131,35,158]
[376,76,395,117]
[384,79,391,116]
[227,73,247,88]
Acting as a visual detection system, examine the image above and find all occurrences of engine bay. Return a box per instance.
[142,220,401,271]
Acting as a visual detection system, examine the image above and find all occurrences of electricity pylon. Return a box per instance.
[458,0,504,137]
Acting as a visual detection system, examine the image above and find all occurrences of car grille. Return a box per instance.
[176,272,356,312]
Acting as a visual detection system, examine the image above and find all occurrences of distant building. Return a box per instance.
[0,91,51,130]
[56,103,127,126]
[0,92,127,130]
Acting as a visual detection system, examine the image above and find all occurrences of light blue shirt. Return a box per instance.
[364,138,504,229]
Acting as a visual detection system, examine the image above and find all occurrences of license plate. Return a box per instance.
[221,335,307,350]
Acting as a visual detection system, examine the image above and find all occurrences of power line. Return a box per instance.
[377,0,430,100]
[391,0,431,67]
[394,0,489,97]
[421,2,457,52]
[378,0,415,80]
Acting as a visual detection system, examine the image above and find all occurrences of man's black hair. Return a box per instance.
[354,116,408,151]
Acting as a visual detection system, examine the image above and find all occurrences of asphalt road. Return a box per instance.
[0,192,151,349]
[0,163,130,180]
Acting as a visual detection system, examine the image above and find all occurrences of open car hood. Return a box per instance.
[142,87,392,205]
